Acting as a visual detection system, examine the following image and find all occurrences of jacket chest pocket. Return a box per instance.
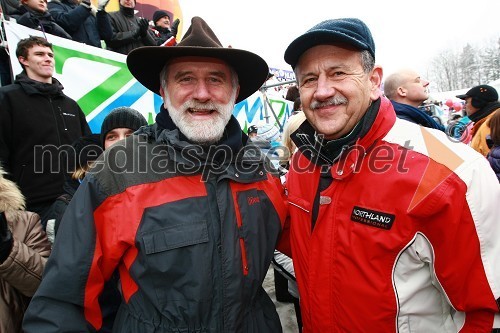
[140,220,212,310]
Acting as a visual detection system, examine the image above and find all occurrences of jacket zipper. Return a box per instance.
[237,217,249,276]
[49,97,62,145]
[58,107,68,131]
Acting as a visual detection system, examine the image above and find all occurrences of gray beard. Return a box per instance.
[163,96,235,145]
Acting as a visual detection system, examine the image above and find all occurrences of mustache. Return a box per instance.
[180,100,222,113]
[310,95,348,110]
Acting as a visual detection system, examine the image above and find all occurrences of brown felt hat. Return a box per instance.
[126,16,269,103]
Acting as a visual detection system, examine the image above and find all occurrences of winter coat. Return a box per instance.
[0,72,91,210]
[152,25,175,46]
[285,97,500,332]
[48,0,112,48]
[487,145,500,182]
[106,6,156,55]
[470,110,497,156]
[0,167,51,333]
[0,0,21,17]
[23,113,288,333]
[12,6,72,40]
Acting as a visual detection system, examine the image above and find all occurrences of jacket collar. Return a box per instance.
[291,97,396,178]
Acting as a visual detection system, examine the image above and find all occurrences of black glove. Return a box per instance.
[138,18,149,37]
[0,212,13,263]
[171,18,180,36]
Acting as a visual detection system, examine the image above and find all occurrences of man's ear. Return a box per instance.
[397,86,407,97]
[234,86,240,104]
[369,66,383,100]
[18,56,28,67]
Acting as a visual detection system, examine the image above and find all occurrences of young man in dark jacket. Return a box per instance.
[0,36,91,222]
[48,0,113,48]
[23,17,288,333]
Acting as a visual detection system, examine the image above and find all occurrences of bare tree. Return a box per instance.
[427,35,500,91]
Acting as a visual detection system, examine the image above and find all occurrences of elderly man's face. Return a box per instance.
[161,56,239,145]
[296,44,382,140]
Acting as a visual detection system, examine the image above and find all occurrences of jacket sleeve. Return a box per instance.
[141,29,157,47]
[105,14,137,48]
[0,211,51,297]
[0,91,12,174]
[429,156,500,329]
[48,1,90,33]
[22,176,114,332]
[96,10,113,41]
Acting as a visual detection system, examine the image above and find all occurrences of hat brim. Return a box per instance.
[284,30,370,69]
[127,46,269,103]
[456,94,468,100]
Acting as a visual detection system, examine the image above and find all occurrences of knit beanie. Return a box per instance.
[153,10,171,25]
[100,107,148,146]
[65,134,103,173]
[256,123,280,142]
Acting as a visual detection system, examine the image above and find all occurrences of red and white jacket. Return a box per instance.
[285,97,500,332]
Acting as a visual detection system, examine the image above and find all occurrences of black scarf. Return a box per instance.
[15,71,64,97]
[292,98,380,166]
[469,101,500,123]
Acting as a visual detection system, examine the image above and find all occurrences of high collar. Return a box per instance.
[119,5,135,17]
[291,97,385,166]
[469,101,500,123]
[15,71,64,96]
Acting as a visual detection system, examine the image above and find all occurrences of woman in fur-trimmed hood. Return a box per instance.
[0,166,51,333]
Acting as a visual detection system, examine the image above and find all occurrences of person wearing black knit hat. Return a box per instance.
[151,10,180,46]
[100,106,147,149]
[456,84,500,156]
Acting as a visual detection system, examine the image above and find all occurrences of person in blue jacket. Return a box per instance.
[384,68,445,131]
[48,0,112,48]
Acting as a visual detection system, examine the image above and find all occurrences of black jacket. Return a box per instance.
[12,6,72,40]
[106,5,156,54]
[48,0,112,48]
[23,111,287,332]
[0,72,91,209]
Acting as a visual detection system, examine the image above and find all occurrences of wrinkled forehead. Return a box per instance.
[163,56,234,79]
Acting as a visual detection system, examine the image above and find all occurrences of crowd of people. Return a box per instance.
[0,10,499,333]
[0,0,180,86]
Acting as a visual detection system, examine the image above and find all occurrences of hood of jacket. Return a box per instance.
[0,166,25,213]
[14,71,64,97]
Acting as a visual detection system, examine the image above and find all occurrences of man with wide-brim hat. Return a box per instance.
[23,16,288,333]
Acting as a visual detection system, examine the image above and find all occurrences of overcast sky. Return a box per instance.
[179,0,499,80]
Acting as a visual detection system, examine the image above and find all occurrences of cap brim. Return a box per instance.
[456,94,468,100]
[284,30,370,68]
[127,46,269,103]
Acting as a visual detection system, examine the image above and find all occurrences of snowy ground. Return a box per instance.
[263,267,299,333]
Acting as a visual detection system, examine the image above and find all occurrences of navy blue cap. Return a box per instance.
[284,18,375,69]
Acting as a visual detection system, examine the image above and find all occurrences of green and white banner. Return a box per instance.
[5,21,293,133]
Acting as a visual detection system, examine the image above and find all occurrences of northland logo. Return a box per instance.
[351,206,395,230]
